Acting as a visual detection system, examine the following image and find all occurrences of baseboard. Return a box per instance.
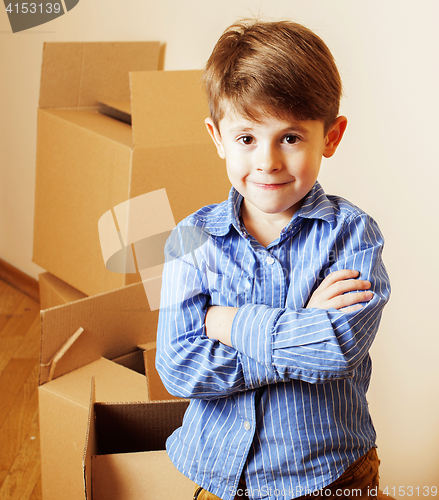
[0,258,40,303]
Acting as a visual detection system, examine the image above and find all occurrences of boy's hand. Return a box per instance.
[205,306,238,347]
[306,269,373,313]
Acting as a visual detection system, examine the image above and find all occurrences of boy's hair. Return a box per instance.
[203,19,342,133]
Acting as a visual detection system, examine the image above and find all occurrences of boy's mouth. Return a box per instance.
[251,181,292,190]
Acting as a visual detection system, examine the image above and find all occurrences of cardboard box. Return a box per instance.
[39,271,87,310]
[33,42,231,298]
[84,381,193,500]
[39,357,149,500]
[38,281,179,500]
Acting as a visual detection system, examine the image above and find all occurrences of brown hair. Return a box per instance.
[203,20,342,133]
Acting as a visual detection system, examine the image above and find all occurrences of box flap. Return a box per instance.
[39,281,158,385]
[39,272,88,310]
[40,108,133,147]
[41,357,149,406]
[130,70,211,148]
[142,344,178,401]
[39,42,161,109]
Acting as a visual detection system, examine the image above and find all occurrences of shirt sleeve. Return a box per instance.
[231,212,391,385]
[155,224,274,399]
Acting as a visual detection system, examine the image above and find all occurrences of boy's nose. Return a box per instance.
[257,146,281,173]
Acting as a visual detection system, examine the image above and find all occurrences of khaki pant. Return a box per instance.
[194,447,381,500]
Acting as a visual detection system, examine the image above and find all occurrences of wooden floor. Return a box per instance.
[0,279,42,500]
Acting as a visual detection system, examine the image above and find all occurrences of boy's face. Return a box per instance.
[206,107,347,225]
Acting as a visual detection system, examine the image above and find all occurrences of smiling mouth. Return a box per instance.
[252,181,293,190]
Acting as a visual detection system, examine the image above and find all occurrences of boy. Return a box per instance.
[156,20,390,500]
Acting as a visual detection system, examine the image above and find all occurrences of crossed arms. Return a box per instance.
[206,268,373,347]
[156,213,391,399]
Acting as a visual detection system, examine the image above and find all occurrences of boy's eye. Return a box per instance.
[283,134,300,144]
[238,136,254,145]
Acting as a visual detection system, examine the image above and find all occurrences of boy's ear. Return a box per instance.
[323,116,348,158]
[205,118,226,159]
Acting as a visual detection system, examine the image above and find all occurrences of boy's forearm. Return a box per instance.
[205,306,238,347]
[205,270,373,348]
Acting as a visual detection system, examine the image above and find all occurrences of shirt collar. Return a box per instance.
[201,181,337,237]
[294,181,337,229]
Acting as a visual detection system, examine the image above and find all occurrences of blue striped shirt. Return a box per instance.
[156,181,391,500]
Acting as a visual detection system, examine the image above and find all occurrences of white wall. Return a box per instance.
[1,0,438,495]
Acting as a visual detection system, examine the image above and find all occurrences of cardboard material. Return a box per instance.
[112,348,145,375]
[39,358,149,500]
[97,188,176,310]
[139,342,178,401]
[39,271,87,310]
[39,281,156,384]
[84,389,193,500]
[38,42,161,109]
[38,282,180,500]
[92,451,193,499]
[33,42,231,298]
[98,100,132,124]
[83,378,97,500]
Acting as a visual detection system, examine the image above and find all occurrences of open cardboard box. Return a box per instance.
[33,41,231,298]
[38,280,179,500]
[84,380,193,500]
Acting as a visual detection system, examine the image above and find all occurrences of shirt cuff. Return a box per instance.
[231,303,282,370]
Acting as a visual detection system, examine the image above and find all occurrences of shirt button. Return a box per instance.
[266,256,275,265]
[243,421,251,431]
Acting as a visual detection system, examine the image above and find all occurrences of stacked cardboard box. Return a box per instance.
[33,41,230,298]
[33,41,231,499]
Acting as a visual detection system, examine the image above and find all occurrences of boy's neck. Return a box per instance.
[240,199,300,247]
